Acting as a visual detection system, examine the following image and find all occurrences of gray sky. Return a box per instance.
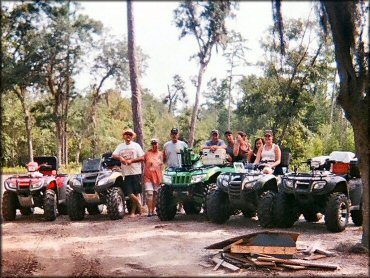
[76,1,313,104]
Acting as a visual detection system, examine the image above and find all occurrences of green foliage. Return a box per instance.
[2,166,28,174]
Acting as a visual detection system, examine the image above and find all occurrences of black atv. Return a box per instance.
[206,150,291,227]
[67,152,126,221]
[270,152,363,232]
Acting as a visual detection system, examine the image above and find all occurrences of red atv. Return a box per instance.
[2,156,69,221]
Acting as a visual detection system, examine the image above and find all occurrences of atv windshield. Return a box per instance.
[82,159,101,173]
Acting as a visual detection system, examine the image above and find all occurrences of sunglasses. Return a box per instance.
[151,142,158,145]
[264,134,272,138]
[124,133,133,137]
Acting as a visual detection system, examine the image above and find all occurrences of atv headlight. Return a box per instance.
[5,180,16,189]
[97,177,109,186]
[31,180,43,189]
[191,174,206,183]
[163,175,172,184]
[217,174,229,187]
[284,179,294,188]
[313,181,326,190]
[242,176,259,189]
[72,178,82,186]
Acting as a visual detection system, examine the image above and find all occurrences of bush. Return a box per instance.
[2,166,27,174]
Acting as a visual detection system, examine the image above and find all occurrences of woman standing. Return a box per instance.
[144,138,164,217]
[254,130,281,174]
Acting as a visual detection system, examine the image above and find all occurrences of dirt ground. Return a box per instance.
[1,176,369,277]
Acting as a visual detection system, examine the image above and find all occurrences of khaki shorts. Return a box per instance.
[144,182,160,193]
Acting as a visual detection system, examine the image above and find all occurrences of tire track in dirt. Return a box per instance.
[70,251,102,277]
[2,250,44,277]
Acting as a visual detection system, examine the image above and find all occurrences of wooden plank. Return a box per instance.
[213,259,224,271]
[304,240,321,254]
[250,258,276,266]
[315,248,336,257]
[212,257,240,271]
[257,256,338,270]
[303,254,327,261]
[222,252,254,266]
[205,231,299,249]
[198,262,213,268]
[280,264,306,270]
[231,244,297,255]
[223,239,243,252]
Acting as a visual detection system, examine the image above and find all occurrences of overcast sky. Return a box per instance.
[76,1,313,103]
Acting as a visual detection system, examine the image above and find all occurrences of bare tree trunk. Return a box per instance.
[16,87,34,162]
[323,1,369,248]
[127,0,144,148]
[188,63,206,147]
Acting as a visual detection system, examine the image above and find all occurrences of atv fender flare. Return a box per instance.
[254,174,278,194]
[204,167,221,181]
[47,179,58,191]
[328,177,349,197]
[94,172,124,193]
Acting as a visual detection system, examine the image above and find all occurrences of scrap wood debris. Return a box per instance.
[204,231,339,272]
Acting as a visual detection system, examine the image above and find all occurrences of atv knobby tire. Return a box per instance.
[325,192,349,232]
[183,200,202,215]
[87,204,103,215]
[303,210,322,222]
[67,191,85,221]
[274,192,299,228]
[20,207,34,216]
[2,191,17,221]
[57,186,71,215]
[43,189,57,221]
[242,209,256,218]
[257,190,276,228]
[106,187,125,220]
[156,185,177,221]
[206,189,230,224]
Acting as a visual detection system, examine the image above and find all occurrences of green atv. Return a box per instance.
[156,148,228,221]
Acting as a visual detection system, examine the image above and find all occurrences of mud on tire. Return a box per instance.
[156,185,177,221]
[257,190,276,228]
[274,192,299,228]
[44,189,57,221]
[106,187,125,220]
[206,189,230,224]
[67,191,85,221]
[2,191,17,221]
[325,192,349,232]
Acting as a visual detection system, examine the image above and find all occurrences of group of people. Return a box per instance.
[112,127,281,218]
[112,127,188,218]
[202,129,281,173]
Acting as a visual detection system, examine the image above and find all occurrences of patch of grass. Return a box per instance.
[2,166,27,174]
[59,162,81,174]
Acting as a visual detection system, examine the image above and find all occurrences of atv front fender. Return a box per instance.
[94,171,124,193]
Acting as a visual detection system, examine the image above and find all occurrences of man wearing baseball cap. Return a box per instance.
[203,129,226,152]
[112,128,145,217]
[163,127,188,168]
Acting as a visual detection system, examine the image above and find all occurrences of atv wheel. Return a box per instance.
[206,189,230,224]
[106,187,125,220]
[156,185,177,221]
[351,209,363,226]
[67,191,85,221]
[303,210,322,222]
[257,191,276,228]
[2,191,17,221]
[274,192,299,228]
[183,200,202,215]
[57,186,71,215]
[43,189,57,221]
[242,209,256,218]
[87,204,103,215]
[325,193,349,232]
[20,207,34,216]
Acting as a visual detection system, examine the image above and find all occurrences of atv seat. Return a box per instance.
[273,148,291,175]
[101,152,121,169]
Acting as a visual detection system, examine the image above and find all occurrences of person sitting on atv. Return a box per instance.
[249,137,265,163]
[254,130,281,174]
[202,129,226,152]
[233,131,252,162]
[27,162,43,178]
[224,130,235,163]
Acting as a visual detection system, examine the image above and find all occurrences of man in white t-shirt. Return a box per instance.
[163,128,188,168]
[112,128,145,217]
